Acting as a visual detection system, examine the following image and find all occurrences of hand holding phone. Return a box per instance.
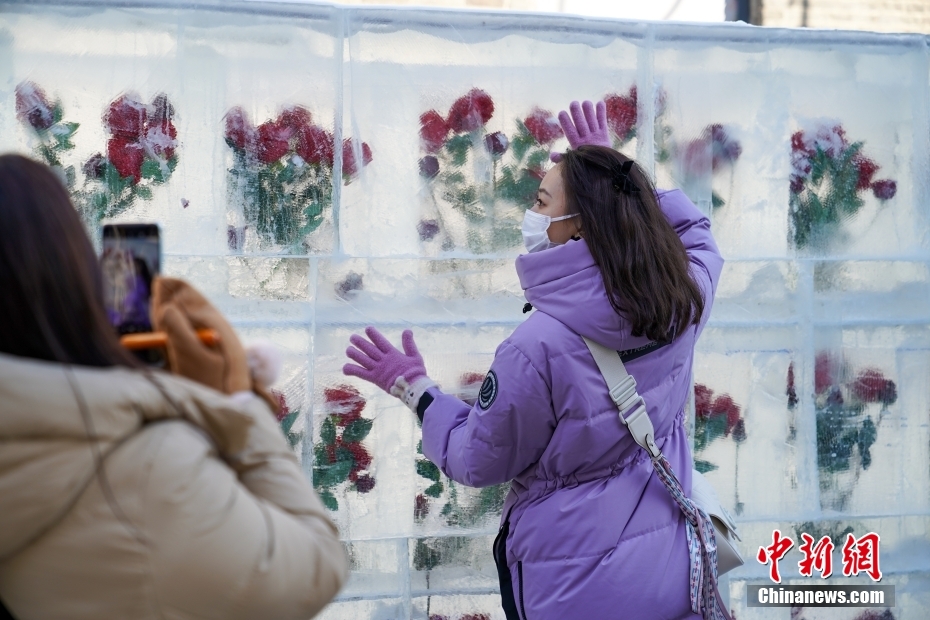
[152,277,252,394]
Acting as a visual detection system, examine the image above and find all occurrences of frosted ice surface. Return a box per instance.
[4,1,930,617]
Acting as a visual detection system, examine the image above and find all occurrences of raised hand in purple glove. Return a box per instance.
[343,326,436,412]
[550,100,611,163]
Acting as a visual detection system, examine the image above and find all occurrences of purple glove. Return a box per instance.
[550,100,611,163]
[344,327,435,411]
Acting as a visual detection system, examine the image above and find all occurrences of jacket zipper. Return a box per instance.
[517,561,527,620]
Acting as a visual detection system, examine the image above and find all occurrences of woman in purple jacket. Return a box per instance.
[344,101,725,620]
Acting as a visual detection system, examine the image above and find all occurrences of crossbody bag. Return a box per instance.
[583,337,742,620]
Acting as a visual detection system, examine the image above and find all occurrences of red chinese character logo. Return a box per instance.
[841,532,882,581]
[756,529,795,583]
[798,533,834,578]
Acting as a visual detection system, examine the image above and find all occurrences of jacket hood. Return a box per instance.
[516,238,653,352]
[0,353,253,562]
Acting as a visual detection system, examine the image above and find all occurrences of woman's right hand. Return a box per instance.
[550,100,611,162]
[151,277,251,395]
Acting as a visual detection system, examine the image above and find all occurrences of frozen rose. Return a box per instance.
[227,224,247,251]
[523,108,562,145]
[224,107,256,152]
[605,87,637,139]
[270,389,290,422]
[255,119,290,164]
[149,93,174,131]
[680,138,711,178]
[414,494,430,520]
[853,155,878,191]
[295,125,334,166]
[417,219,440,241]
[526,167,545,181]
[342,140,373,177]
[484,131,509,155]
[142,121,178,161]
[851,369,897,405]
[871,179,897,201]
[346,442,372,471]
[355,474,376,493]
[786,363,798,408]
[708,124,742,170]
[420,110,450,153]
[324,384,366,425]
[278,106,312,133]
[336,271,364,300]
[107,137,144,183]
[694,383,714,419]
[815,352,837,395]
[419,155,440,179]
[15,81,55,130]
[82,153,107,180]
[105,94,147,139]
[447,88,494,133]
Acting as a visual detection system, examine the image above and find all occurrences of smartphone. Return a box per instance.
[100,223,160,336]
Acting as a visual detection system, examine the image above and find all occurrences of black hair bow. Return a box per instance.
[611,160,640,196]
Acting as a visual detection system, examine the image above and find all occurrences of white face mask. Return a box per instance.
[521,209,579,253]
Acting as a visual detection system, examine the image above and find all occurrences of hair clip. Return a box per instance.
[611,160,640,196]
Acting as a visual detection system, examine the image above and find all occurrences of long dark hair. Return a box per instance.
[0,154,137,367]
[561,146,705,342]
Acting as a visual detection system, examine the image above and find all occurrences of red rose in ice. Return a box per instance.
[420,110,450,153]
[143,120,178,161]
[343,140,373,176]
[815,352,837,395]
[447,88,494,134]
[355,474,376,493]
[681,138,711,178]
[82,153,107,180]
[605,87,637,139]
[694,383,714,420]
[851,369,897,405]
[256,119,291,164]
[15,81,55,130]
[484,131,509,155]
[708,124,742,171]
[224,106,256,152]
[417,218,440,241]
[853,155,878,191]
[279,106,312,133]
[346,442,372,471]
[460,615,490,620]
[712,394,742,436]
[106,94,147,139]
[523,108,562,145]
[790,131,811,155]
[419,155,440,179]
[786,363,798,408]
[871,179,897,201]
[414,494,430,520]
[295,125,334,166]
[325,385,366,426]
[150,94,174,131]
[108,137,144,183]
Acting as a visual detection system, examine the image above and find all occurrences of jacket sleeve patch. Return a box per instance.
[478,370,499,410]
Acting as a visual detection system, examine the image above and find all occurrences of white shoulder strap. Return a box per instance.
[583,336,662,459]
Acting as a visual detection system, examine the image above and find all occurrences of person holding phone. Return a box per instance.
[0,154,348,619]
[342,102,726,620]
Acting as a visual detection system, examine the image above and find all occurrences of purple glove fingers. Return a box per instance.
[568,101,589,139]
[365,325,397,354]
[342,362,375,382]
[557,110,579,147]
[581,100,598,134]
[345,345,376,369]
[350,333,383,361]
[401,330,419,357]
[595,100,608,135]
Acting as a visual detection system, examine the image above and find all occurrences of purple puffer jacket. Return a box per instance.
[421,189,724,620]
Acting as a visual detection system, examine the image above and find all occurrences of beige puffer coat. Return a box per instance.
[0,352,348,619]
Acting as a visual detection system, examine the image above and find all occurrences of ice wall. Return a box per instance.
[3,1,930,618]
